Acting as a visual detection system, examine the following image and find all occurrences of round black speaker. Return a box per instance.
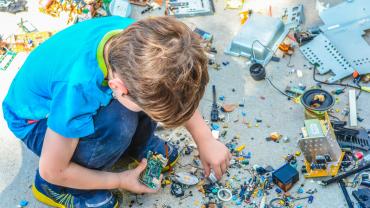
[249,63,266,81]
[301,88,334,112]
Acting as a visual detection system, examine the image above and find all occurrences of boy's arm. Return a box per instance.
[184,109,232,180]
[39,127,158,193]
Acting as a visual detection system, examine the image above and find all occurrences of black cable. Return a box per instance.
[266,77,294,99]
[312,64,361,90]
[328,113,341,121]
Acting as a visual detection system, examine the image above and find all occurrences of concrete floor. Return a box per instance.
[1,0,368,207]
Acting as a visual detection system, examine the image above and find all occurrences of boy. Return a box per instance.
[2,16,231,207]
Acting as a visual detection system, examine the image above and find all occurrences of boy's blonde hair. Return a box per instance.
[105,17,209,127]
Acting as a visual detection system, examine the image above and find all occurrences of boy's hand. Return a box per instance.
[119,159,162,194]
[198,139,232,180]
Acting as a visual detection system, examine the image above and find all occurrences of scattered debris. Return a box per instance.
[167,0,215,18]
[0,0,27,14]
[39,0,109,24]
[6,31,54,53]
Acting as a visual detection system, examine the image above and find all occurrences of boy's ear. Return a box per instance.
[108,78,128,95]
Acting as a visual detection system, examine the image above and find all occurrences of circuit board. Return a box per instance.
[139,151,168,190]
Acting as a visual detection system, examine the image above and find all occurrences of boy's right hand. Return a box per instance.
[118,159,162,194]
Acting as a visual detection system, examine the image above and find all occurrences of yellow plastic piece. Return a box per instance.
[235,157,245,161]
[239,10,249,24]
[235,144,246,152]
[361,86,370,92]
[163,179,171,185]
[295,151,301,156]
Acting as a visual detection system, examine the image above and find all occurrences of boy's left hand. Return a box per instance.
[198,139,232,180]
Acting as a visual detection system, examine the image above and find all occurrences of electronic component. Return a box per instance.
[332,120,370,151]
[321,162,370,186]
[298,114,344,178]
[167,0,215,18]
[210,85,219,122]
[272,163,299,192]
[139,151,168,190]
[170,182,184,197]
[353,188,370,208]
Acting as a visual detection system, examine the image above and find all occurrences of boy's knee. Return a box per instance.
[72,100,140,169]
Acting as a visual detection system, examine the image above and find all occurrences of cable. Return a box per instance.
[266,77,294,99]
[328,113,341,121]
[312,64,361,90]
[251,40,275,63]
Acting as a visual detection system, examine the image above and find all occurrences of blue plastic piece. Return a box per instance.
[245,152,251,159]
[257,189,263,197]
[308,195,314,204]
[19,200,28,207]
[211,123,220,130]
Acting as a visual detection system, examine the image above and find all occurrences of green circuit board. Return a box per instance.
[139,151,168,190]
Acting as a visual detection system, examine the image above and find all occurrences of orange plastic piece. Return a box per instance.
[353,70,360,78]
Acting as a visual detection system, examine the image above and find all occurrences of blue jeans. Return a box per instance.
[22,99,166,170]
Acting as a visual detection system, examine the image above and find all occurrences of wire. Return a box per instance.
[266,77,294,99]
[312,64,361,90]
[251,40,275,63]
[328,113,342,121]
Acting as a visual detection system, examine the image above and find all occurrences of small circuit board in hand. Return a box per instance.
[139,151,168,190]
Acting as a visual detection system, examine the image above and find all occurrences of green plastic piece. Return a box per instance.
[139,151,168,190]
[242,160,250,165]
[0,51,17,71]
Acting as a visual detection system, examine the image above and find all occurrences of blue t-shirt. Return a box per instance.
[2,16,135,139]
